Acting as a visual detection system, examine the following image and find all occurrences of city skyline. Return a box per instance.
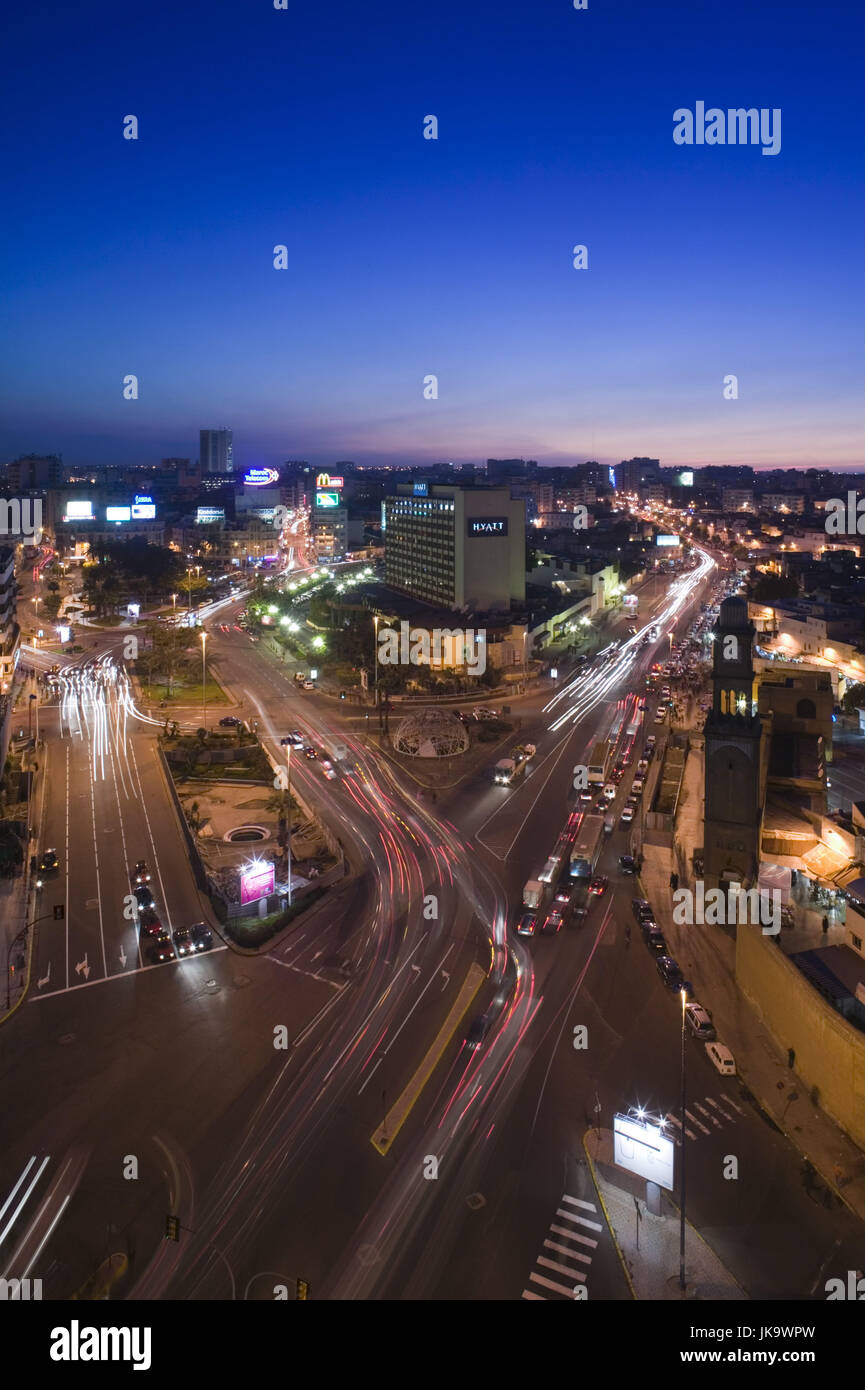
[1,0,862,472]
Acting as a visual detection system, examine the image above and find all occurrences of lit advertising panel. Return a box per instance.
[467,517,508,537]
[131,503,156,519]
[315,492,340,508]
[106,506,131,522]
[56,624,71,643]
[613,1112,675,1191]
[196,507,225,524]
[64,500,94,521]
[676,471,694,487]
[315,473,343,489]
[656,534,680,547]
[244,468,280,486]
[240,861,275,904]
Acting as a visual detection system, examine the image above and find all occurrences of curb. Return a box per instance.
[581,1132,637,1300]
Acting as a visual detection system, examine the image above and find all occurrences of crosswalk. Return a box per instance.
[521,1193,604,1300]
[664,1091,745,1143]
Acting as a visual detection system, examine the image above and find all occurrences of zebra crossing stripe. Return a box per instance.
[550,1223,597,1248]
[544,1238,592,1264]
[538,1256,587,1281]
[530,1271,581,1297]
[561,1195,597,1211]
[555,1207,603,1232]
[685,1108,710,1134]
[522,1290,545,1300]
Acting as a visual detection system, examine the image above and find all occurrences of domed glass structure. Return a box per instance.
[393,708,470,759]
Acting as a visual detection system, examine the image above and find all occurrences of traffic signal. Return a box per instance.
[53,904,65,920]
[296,1278,309,1300]
[165,1215,180,1242]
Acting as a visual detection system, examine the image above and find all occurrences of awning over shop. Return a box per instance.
[758,862,792,902]
[801,842,850,881]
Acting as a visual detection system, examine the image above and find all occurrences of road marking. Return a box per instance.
[30,945,228,999]
[561,1194,596,1211]
[537,1254,587,1280]
[530,1270,584,1295]
[549,1223,597,1248]
[521,1289,544,1300]
[370,961,486,1155]
[685,1107,710,1135]
[555,1207,603,1232]
[544,1239,591,1265]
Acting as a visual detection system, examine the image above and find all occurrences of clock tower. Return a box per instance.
[702,596,765,886]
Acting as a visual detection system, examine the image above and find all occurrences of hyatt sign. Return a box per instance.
[467,517,508,537]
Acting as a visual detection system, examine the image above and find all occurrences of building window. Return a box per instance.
[852,934,863,952]
[796,698,816,719]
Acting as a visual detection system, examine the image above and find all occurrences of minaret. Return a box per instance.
[702,596,764,887]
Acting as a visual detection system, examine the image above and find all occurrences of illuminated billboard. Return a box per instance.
[467,517,508,537]
[56,624,71,644]
[656,534,680,547]
[244,468,280,487]
[131,503,156,519]
[413,481,428,496]
[613,1112,675,1191]
[315,492,341,509]
[64,500,94,521]
[240,860,275,905]
[196,506,225,524]
[315,472,343,489]
[106,506,131,522]
[676,471,694,487]
[609,466,617,489]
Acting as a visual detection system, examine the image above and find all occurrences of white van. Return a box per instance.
[705,1041,736,1076]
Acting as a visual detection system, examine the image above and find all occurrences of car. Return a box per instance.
[320,759,337,780]
[657,956,685,990]
[134,886,155,910]
[541,909,564,934]
[465,1012,491,1050]
[631,777,644,796]
[516,912,537,937]
[139,907,163,936]
[303,746,317,759]
[620,805,634,825]
[637,699,647,712]
[619,855,638,874]
[302,680,315,690]
[589,875,608,897]
[594,797,608,813]
[554,888,572,907]
[38,848,59,873]
[636,759,649,776]
[219,715,242,727]
[631,898,654,923]
[132,859,151,883]
[645,930,667,956]
[610,766,624,784]
[618,750,632,767]
[603,782,617,801]
[685,1003,716,1040]
[147,932,175,964]
[654,710,667,724]
[645,735,656,751]
[172,927,197,957]
[578,789,593,804]
[639,912,659,935]
[705,1041,736,1075]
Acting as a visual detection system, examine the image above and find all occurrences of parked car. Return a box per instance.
[636,759,649,776]
[631,898,654,923]
[656,956,685,990]
[705,1041,736,1075]
[685,1003,716,1040]
[219,715,242,727]
[645,930,667,956]
[302,680,316,691]
[38,848,59,874]
[631,778,644,796]
[619,855,638,874]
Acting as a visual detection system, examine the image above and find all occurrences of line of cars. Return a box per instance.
[631,896,736,1074]
[131,861,213,964]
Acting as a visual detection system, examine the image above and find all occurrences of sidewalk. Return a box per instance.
[637,743,865,1223]
[584,1129,745,1300]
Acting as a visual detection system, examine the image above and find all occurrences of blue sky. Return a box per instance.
[1,0,862,471]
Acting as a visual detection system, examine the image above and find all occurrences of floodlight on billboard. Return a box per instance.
[613,1111,675,1191]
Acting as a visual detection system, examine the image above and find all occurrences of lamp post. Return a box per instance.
[679,985,687,1292]
[285,742,292,906]
[200,632,208,732]
[171,593,177,621]
[372,614,380,715]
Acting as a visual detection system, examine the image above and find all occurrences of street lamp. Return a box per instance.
[171,593,177,620]
[679,985,687,1292]
[285,742,292,906]
[372,614,380,712]
[200,632,208,731]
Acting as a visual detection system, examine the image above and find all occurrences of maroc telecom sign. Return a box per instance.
[244,468,280,487]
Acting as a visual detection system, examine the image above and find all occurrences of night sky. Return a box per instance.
[1,0,862,471]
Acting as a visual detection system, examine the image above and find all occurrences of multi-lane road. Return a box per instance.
[1,547,862,1301]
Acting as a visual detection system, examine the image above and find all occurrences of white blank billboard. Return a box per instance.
[613,1112,675,1191]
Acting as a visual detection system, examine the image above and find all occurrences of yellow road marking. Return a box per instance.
[371,962,486,1155]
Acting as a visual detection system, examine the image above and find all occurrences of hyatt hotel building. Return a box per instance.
[383,483,525,611]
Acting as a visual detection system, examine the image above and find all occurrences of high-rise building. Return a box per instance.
[5,454,63,491]
[0,545,21,699]
[384,483,525,611]
[200,429,233,475]
[615,457,660,494]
